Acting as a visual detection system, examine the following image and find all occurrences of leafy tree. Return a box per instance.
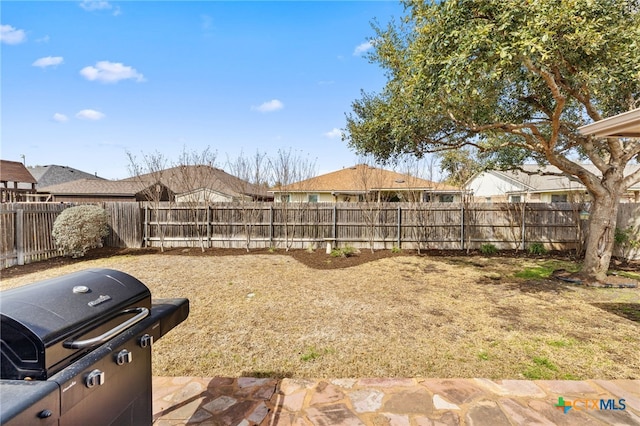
[438,148,485,186]
[345,0,640,283]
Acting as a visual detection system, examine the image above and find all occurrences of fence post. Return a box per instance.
[144,204,148,248]
[207,205,212,249]
[16,209,24,265]
[397,205,401,248]
[269,204,274,247]
[333,204,337,242]
[460,203,465,251]
[521,201,526,251]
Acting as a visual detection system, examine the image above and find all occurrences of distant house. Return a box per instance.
[121,165,272,203]
[36,179,172,203]
[270,164,462,203]
[28,165,104,189]
[465,164,640,203]
[0,160,37,202]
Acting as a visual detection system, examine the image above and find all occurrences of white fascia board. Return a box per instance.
[578,108,640,137]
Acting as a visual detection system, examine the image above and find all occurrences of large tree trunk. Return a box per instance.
[581,193,621,283]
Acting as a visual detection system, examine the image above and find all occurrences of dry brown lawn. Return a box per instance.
[1,249,638,380]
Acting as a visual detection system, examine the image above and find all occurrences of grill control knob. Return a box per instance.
[85,369,105,388]
[37,409,53,419]
[115,349,133,365]
[139,333,153,348]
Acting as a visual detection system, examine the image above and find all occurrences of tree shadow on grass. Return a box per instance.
[591,303,640,323]
[505,279,576,294]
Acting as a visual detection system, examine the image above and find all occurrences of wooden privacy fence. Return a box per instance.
[2,201,638,268]
[141,202,638,255]
[0,202,142,268]
[0,203,66,268]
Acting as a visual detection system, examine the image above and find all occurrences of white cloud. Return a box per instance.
[251,99,284,113]
[1,25,27,45]
[36,35,50,43]
[33,56,64,68]
[324,128,343,139]
[52,113,69,123]
[76,109,105,120]
[80,61,145,83]
[79,1,121,15]
[353,40,373,56]
[80,0,109,11]
[79,0,110,11]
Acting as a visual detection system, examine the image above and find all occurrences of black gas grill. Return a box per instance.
[0,268,189,425]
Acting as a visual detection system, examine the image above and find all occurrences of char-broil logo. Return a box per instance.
[555,396,626,414]
[88,294,112,307]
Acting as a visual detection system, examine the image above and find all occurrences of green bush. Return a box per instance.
[330,245,357,258]
[528,242,548,255]
[480,243,498,255]
[614,226,640,260]
[52,205,109,257]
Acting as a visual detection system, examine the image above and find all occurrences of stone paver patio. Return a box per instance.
[152,376,640,425]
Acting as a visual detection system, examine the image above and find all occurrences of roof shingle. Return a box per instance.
[0,160,37,184]
[274,164,459,192]
[38,179,149,195]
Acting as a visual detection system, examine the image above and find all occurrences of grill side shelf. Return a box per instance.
[0,380,60,426]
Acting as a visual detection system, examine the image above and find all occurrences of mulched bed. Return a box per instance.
[3,246,638,278]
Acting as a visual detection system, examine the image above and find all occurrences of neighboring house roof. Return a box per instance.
[121,165,271,200]
[579,107,640,138]
[1,160,37,184]
[272,164,460,193]
[467,164,640,195]
[38,179,155,197]
[27,165,104,188]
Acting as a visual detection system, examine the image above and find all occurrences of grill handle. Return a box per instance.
[63,307,150,349]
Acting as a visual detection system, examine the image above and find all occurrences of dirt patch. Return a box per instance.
[592,302,640,323]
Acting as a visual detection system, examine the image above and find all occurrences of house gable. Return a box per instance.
[465,164,640,202]
[466,171,528,198]
[1,159,37,202]
[121,165,272,201]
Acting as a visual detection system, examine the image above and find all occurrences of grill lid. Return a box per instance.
[1,269,151,380]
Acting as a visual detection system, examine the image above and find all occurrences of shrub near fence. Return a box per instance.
[0,202,142,268]
[2,201,638,268]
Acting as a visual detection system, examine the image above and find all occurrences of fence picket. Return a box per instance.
[1,201,638,268]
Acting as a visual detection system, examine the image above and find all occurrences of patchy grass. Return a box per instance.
[523,356,558,380]
[299,346,334,362]
[609,270,640,281]
[514,260,580,280]
[1,252,638,380]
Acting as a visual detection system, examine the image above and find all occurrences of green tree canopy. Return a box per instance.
[345,0,640,282]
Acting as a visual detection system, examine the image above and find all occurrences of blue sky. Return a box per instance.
[1,1,405,180]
